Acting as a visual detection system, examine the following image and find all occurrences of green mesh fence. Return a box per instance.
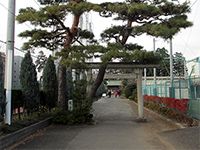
[143,78,189,99]
[188,76,200,119]
[142,77,200,122]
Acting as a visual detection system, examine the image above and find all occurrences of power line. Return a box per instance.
[0,39,37,58]
[0,1,33,30]
[0,2,15,17]
[191,0,199,8]
[32,0,42,8]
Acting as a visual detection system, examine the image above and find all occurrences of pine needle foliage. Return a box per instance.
[16,2,100,52]
[100,0,192,41]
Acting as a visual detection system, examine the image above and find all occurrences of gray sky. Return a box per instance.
[0,0,199,60]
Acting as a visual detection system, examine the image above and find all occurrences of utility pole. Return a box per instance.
[169,38,174,98]
[153,38,156,52]
[5,0,16,125]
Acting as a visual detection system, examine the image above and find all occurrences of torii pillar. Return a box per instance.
[86,69,92,94]
[136,68,146,122]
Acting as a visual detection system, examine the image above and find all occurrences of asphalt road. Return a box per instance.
[12,97,199,150]
[160,126,200,150]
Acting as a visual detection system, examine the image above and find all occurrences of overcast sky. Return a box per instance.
[0,0,199,60]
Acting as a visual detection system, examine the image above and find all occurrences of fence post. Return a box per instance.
[179,79,181,99]
[153,68,157,96]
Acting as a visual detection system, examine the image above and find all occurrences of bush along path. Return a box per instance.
[143,95,199,127]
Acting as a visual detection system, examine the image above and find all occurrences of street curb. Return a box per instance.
[131,100,185,129]
[0,117,52,150]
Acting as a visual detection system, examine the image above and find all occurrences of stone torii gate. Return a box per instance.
[73,62,159,121]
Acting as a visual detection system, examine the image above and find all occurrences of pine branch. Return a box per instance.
[52,15,71,34]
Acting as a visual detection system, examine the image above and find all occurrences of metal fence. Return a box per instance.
[143,78,189,99]
[142,76,200,121]
[188,76,200,120]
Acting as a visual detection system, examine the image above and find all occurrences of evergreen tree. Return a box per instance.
[173,52,185,76]
[43,55,58,110]
[0,54,4,102]
[0,54,5,119]
[20,51,40,114]
[155,47,170,76]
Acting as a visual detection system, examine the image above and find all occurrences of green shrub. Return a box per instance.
[73,79,91,110]
[124,83,136,98]
[52,79,93,125]
[52,110,72,124]
[52,109,93,125]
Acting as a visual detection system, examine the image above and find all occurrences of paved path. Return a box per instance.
[13,98,185,150]
[160,126,200,150]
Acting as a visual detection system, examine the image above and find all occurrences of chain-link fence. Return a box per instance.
[187,76,200,121]
[143,77,189,99]
[142,77,200,126]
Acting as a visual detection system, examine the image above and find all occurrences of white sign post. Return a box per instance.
[68,100,73,112]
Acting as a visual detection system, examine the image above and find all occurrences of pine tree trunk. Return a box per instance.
[57,13,81,110]
[89,20,133,100]
[57,64,67,110]
[89,64,107,99]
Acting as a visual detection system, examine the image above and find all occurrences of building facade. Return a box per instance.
[0,53,23,90]
[12,56,23,89]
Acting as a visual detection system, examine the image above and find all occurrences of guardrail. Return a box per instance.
[0,117,52,149]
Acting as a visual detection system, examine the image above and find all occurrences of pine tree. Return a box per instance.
[16,1,99,109]
[20,51,40,114]
[16,0,192,101]
[43,56,58,110]
[89,0,192,98]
